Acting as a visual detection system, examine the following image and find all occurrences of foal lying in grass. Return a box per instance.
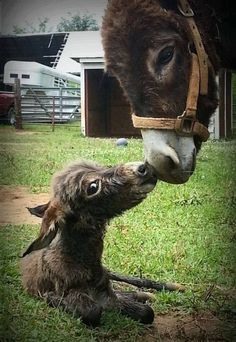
[21,160,158,326]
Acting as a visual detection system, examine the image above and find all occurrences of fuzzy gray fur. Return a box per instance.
[21,160,157,326]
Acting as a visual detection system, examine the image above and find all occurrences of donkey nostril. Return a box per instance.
[166,156,178,170]
[137,164,147,176]
[164,147,180,170]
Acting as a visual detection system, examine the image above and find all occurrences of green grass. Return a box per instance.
[0,125,236,341]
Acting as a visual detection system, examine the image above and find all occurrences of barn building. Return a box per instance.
[0,31,235,138]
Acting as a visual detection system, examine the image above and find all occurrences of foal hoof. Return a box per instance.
[81,306,103,327]
[121,302,154,324]
[139,305,154,324]
[134,291,156,303]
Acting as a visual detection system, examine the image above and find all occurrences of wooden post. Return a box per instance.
[52,96,55,132]
[225,71,232,138]
[14,78,23,130]
[219,70,225,138]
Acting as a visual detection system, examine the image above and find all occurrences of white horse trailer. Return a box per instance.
[3,61,81,122]
[4,61,80,88]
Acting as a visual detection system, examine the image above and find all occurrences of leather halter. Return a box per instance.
[132,0,210,142]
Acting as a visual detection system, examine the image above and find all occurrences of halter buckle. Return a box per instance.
[177,2,194,17]
[175,112,196,136]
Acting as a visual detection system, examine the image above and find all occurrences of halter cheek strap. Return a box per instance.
[178,0,209,95]
[132,54,210,142]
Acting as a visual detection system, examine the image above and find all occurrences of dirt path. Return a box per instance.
[0,185,49,225]
[139,310,235,341]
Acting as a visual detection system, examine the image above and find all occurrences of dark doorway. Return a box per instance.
[85,69,140,137]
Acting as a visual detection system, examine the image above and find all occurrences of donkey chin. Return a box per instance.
[142,130,196,184]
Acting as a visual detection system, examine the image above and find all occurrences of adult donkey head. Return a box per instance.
[102,0,219,183]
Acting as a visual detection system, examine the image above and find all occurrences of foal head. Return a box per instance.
[23,160,157,256]
[51,160,157,218]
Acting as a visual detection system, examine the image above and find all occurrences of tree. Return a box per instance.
[12,18,52,34]
[11,12,99,34]
[57,12,99,32]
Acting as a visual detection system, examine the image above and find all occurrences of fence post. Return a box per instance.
[59,87,63,120]
[14,78,23,129]
[52,96,55,132]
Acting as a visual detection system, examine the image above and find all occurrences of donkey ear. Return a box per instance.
[21,225,58,257]
[27,202,50,218]
[21,201,62,257]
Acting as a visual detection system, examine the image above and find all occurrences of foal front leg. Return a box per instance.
[45,289,102,327]
[110,291,154,324]
[108,270,185,292]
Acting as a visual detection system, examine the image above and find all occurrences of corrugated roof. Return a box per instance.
[56,31,104,73]
[0,31,104,77]
[0,33,67,74]
[63,31,103,58]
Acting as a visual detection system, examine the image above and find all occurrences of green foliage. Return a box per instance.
[12,18,52,34]
[232,73,236,137]
[232,73,236,96]
[11,12,98,35]
[0,125,235,340]
[57,12,99,32]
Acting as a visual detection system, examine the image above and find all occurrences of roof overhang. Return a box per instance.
[72,57,104,70]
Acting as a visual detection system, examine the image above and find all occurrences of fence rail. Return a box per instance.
[20,86,81,123]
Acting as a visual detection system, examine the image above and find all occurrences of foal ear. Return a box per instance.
[27,202,50,218]
[22,201,62,257]
[21,226,58,257]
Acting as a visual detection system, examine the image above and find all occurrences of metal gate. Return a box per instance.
[20,86,80,123]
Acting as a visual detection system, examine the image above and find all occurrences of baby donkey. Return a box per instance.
[21,160,157,326]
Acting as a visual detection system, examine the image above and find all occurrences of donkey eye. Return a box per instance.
[157,46,174,65]
[87,180,100,196]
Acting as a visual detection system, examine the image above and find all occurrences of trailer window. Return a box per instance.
[22,74,30,79]
[10,73,18,78]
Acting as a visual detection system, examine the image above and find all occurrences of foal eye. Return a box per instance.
[87,180,100,196]
[157,46,174,65]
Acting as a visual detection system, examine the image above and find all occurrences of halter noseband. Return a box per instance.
[132,0,211,142]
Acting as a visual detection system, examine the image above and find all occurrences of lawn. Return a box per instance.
[0,124,235,341]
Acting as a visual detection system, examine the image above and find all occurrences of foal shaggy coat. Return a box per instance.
[21,160,157,326]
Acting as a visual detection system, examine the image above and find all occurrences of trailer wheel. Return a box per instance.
[7,107,16,125]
